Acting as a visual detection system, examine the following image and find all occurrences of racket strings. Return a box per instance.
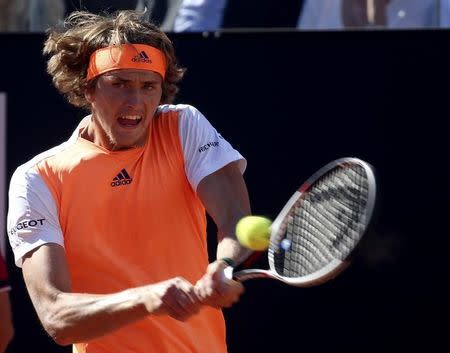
[284,215,330,276]
[274,164,370,278]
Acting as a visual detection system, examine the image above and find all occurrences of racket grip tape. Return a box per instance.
[219,257,237,268]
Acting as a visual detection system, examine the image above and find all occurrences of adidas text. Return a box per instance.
[132,51,151,63]
[111,179,133,187]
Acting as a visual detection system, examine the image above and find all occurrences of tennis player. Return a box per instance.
[0,252,13,353]
[7,10,252,353]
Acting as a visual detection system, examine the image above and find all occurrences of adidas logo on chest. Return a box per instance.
[111,168,133,187]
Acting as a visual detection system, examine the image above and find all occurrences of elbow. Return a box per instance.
[46,326,73,346]
[42,314,74,346]
[51,333,73,347]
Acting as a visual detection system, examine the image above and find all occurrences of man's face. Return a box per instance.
[86,69,163,150]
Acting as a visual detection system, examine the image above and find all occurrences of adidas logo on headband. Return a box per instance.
[87,44,166,81]
[132,51,151,63]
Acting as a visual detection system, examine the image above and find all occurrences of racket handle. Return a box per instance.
[230,269,274,282]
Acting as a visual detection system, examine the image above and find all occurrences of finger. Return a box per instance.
[212,275,240,296]
[163,281,199,320]
[175,278,202,315]
[176,291,200,317]
[213,281,245,307]
[186,285,202,305]
[163,292,197,321]
[194,277,214,301]
[175,278,202,305]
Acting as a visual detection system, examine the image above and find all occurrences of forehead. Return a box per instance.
[103,69,162,81]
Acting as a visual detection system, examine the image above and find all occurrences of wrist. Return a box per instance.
[218,257,237,268]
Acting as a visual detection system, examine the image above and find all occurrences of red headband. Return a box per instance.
[86,44,166,81]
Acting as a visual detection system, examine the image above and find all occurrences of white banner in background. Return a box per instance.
[0,93,5,259]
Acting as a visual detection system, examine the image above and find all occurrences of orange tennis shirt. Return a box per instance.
[7,104,246,353]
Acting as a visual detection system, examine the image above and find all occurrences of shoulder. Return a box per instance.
[155,104,211,136]
[10,142,70,186]
[157,104,205,121]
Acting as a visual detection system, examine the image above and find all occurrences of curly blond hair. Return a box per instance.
[43,10,185,109]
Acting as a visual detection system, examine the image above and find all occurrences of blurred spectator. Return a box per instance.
[2,0,450,32]
[0,0,28,32]
[29,0,65,32]
[297,0,450,29]
[170,0,303,32]
[0,0,172,32]
[0,0,65,32]
[172,0,227,32]
[64,1,173,28]
[387,0,445,27]
[440,0,450,26]
[173,0,226,32]
[135,0,184,30]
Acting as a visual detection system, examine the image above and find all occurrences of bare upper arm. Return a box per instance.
[22,243,71,315]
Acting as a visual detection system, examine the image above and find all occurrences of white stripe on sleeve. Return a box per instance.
[7,167,64,267]
[175,104,247,191]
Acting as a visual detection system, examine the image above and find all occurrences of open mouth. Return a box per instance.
[117,115,142,127]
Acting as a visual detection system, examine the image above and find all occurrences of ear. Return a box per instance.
[84,84,95,103]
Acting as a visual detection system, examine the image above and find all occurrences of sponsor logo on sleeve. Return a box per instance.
[9,218,46,236]
[198,141,219,153]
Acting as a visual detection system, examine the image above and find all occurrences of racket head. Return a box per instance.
[267,157,377,287]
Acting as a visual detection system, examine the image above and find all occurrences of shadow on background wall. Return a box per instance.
[0,29,449,353]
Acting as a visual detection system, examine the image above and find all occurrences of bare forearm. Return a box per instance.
[22,244,201,345]
[215,207,253,265]
[197,161,253,265]
[217,235,253,266]
[41,287,151,345]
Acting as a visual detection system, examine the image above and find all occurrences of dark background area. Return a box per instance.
[1,29,449,352]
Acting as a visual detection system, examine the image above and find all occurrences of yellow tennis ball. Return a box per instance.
[236,216,272,251]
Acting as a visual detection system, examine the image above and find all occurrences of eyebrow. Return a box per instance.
[107,76,160,84]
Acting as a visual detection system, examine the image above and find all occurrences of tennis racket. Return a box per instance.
[225,157,377,287]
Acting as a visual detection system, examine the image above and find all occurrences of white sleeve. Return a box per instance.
[178,105,247,191]
[7,167,64,267]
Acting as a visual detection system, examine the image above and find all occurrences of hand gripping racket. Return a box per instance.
[225,157,377,287]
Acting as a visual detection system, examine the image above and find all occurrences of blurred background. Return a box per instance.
[2,0,450,32]
[1,1,449,353]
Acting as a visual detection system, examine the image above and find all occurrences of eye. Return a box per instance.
[112,81,125,88]
[143,83,154,90]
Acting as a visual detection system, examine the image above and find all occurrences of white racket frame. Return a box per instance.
[228,157,377,287]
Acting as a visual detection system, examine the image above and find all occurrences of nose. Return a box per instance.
[124,88,143,108]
